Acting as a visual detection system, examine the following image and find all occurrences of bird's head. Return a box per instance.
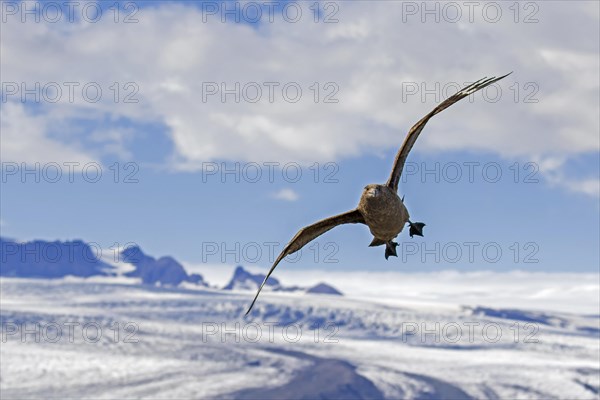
[363,184,382,198]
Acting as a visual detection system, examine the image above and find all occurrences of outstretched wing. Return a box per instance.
[386,73,512,192]
[245,209,365,314]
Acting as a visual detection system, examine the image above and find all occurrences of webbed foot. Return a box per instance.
[409,221,426,238]
[385,241,399,260]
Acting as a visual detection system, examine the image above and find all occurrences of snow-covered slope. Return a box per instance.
[1,276,598,399]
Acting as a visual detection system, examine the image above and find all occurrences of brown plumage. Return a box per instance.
[246,73,511,314]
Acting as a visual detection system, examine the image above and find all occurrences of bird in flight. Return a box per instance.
[246,73,511,315]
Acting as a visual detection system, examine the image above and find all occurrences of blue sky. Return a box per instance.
[1,0,598,273]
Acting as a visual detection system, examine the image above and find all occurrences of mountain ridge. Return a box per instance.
[0,238,341,295]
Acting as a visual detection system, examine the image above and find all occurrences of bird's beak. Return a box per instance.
[367,188,379,197]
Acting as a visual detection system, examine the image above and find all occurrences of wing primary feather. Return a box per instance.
[386,72,512,192]
[245,209,365,315]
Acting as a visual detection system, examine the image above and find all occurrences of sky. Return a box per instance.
[1,0,599,274]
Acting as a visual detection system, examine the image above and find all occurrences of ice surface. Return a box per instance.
[1,276,598,399]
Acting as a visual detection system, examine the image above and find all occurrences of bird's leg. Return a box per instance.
[408,221,426,238]
[369,237,386,247]
[384,241,399,260]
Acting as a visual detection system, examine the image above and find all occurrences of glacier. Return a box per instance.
[1,273,598,399]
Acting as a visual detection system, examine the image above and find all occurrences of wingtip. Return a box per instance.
[467,72,512,94]
[245,297,258,316]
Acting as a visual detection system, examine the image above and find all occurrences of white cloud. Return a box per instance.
[563,179,600,198]
[272,188,299,202]
[1,1,598,195]
[535,155,599,198]
[0,102,97,166]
